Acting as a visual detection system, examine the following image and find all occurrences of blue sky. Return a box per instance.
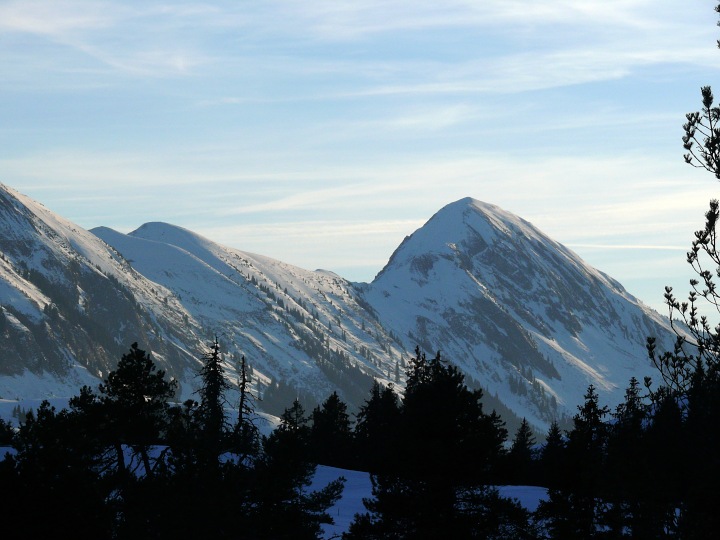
[1,0,720,313]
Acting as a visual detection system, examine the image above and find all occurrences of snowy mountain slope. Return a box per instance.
[0,181,401,408]
[360,198,675,427]
[0,184,678,430]
[0,183,206,397]
[92,221,405,410]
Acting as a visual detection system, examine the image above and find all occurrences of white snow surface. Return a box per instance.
[311,465,549,539]
[0,185,679,430]
[91,219,406,403]
[0,367,100,402]
[363,198,676,427]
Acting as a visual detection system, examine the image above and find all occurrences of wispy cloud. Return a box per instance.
[275,0,667,39]
[203,219,424,242]
[2,0,714,89]
[0,0,118,35]
[262,0,716,74]
[2,0,717,308]
[566,244,687,251]
[0,1,216,77]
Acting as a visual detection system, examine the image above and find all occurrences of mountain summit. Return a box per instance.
[361,197,671,425]
[0,187,674,429]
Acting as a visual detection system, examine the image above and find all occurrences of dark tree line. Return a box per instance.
[7,336,714,539]
[1,315,720,538]
[344,347,533,539]
[0,340,343,540]
[2,291,720,540]
[525,5,720,535]
[336,349,720,538]
[340,346,720,538]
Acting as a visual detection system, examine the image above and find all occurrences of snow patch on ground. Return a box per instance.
[0,366,99,403]
[311,465,549,539]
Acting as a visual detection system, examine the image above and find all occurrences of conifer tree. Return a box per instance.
[507,418,536,485]
[11,401,112,538]
[253,398,344,539]
[537,420,565,490]
[353,380,401,473]
[263,398,313,480]
[309,391,353,469]
[93,342,176,477]
[348,347,527,539]
[197,337,230,459]
[510,418,535,458]
[601,377,650,536]
[646,0,720,408]
[64,344,177,537]
[640,5,720,536]
[536,386,610,538]
[0,417,13,446]
[233,354,259,458]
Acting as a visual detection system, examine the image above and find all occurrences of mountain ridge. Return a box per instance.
[0,184,676,430]
[361,196,671,424]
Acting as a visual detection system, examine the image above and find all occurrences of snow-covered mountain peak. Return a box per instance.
[1,185,678,432]
[0,185,210,396]
[131,221,209,249]
[375,196,626,306]
[361,197,673,428]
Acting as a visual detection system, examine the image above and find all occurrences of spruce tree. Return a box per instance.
[254,398,344,539]
[196,337,230,462]
[507,418,536,485]
[536,386,609,539]
[309,391,353,469]
[603,377,650,536]
[537,420,565,490]
[642,388,685,536]
[262,399,313,482]
[0,417,13,446]
[353,380,401,473]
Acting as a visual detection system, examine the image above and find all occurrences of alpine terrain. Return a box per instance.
[0,184,677,430]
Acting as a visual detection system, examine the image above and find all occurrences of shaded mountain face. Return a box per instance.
[0,185,675,430]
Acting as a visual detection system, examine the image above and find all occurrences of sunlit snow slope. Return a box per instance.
[0,185,677,430]
[360,198,674,427]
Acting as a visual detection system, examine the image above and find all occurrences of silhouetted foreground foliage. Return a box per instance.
[0,341,343,540]
[2,325,720,538]
[345,348,534,539]
[341,349,720,538]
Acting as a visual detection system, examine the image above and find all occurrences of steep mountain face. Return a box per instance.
[0,184,205,396]
[0,183,399,408]
[0,185,676,430]
[360,198,674,427]
[91,222,402,410]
